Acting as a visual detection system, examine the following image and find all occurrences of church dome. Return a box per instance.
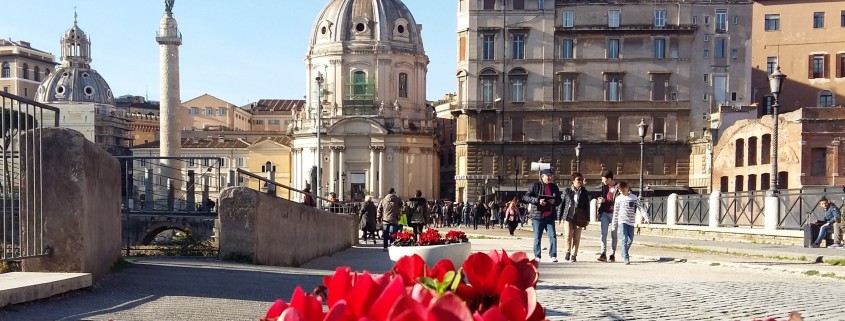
[309,0,424,52]
[35,15,114,105]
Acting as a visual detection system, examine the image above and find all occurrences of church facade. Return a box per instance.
[290,0,438,202]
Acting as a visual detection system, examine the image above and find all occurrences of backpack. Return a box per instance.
[407,200,427,224]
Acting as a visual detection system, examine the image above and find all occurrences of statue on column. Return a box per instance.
[164,0,175,13]
[378,101,386,116]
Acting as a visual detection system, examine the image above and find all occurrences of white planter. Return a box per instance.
[388,242,472,267]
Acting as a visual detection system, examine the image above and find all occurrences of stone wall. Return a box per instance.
[218,187,357,266]
[21,128,121,281]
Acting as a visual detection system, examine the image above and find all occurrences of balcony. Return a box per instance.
[556,24,697,35]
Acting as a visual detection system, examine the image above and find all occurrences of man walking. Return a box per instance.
[377,188,403,251]
[597,170,619,263]
[522,168,562,262]
[404,190,428,239]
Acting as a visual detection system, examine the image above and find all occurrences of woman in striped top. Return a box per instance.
[611,181,650,265]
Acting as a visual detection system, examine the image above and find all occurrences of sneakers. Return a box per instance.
[564,252,571,262]
[810,243,821,248]
[571,256,577,262]
[597,253,607,262]
[830,243,842,248]
[609,255,616,263]
[624,259,630,265]
[383,248,388,252]
[550,257,558,263]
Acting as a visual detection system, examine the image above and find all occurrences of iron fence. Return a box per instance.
[1,91,60,262]
[776,187,845,230]
[117,157,223,214]
[641,196,668,224]
[676,194,709,226]
[719,191,766,228]
[235,168,358,215]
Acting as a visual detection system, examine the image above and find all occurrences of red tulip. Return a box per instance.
[429,259,457,282]
[427,293,474,321]
[391,254,431,287]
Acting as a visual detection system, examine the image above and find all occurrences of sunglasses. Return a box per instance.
[574,178,584,181]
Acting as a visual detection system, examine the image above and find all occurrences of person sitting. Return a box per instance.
[811,197,841,248]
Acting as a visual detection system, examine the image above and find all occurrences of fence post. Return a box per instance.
[144,168,154,210]
[667,193,678,226]
[764,193,779,230]
[186,170,196,211]
[589,199,598,223]
[709,191,720,227]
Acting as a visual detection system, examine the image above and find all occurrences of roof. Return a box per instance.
[134,135,291,149]
[252,136,293,147]
[242,99,305,114]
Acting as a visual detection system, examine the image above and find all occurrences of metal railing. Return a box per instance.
[676,194,709,226]
[1,91,60,262]
[117,157,223,214]
[641,196,668,224]
[235,168,358,215]
[719,191,766,228]
[777,187,845,230]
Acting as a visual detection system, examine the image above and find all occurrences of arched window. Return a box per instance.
[21,63,29,80]
[33,66,40,82]
[508,68,528,103]
[819,90,834,107]
[398,73,408,98]
[1,62,10,78]
[747,136,758,166]
[45,68,51,77]
[761,134,771,164]
[735,138,745,167]
[479,68,498,103]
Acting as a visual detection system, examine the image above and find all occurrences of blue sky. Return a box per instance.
[0,0,457,106]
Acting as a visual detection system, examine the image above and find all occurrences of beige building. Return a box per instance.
[0,39,56,100]
[751,0,845,111]
[713,107,845,191]
[243,99,303,132]
[181,94,251,131]
[453,0,752,200]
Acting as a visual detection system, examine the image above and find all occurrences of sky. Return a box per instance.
[0,0,457,106]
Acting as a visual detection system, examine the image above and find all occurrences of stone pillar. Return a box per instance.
[667,193,678,226]
[764,196,780,231]
[709,191,721,227]
[228,169,236,187]
[329,146,337,195]
[589,199,598,223]
[369,147,377,197]
[338,147,345,201]
[156,3,183,191]
[144,168,154,210]
[186,170,196,211]
[379,147,386,197]
[202,176,210,211]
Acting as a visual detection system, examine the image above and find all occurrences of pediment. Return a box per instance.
[326,118,388,135]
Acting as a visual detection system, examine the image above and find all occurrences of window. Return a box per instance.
[205,107,213,115]
[605,74,623,101]
[33,66,40,81]
[704,74,709,83]
[398,73,408,98]
[458,35,467,61]
[731,49,738,59]
[1,62,9,78]
[512,34,525,60]
[748,137,758,166]
[819,90,834,107]
[715,9,728,32]
[720,176,729,193]
[237,157,245,167]
[45,68,50,76]
[761,134,771,165]
[715,38,726,58]
[483,0,494,10]
[734,16,739,25]
[218,107,227,116]
[560,38,574,59]
[511,79,525,102]
[767,57,778,75]
[704,34,710,42]
[765,14,780,31]
[760,173,771,190]
[253,120,264,125]
[269,119,281,125]
[512,0,524,10]
[482,34,495,60]
[481,78,494,103]
[651,73,669,101]
[606,116,619,141]
[654,38,666,59]
[654,10,667,27]
[189,107,199,115]
[842,10,845,27]
[607,38,620,59]
[608,10,620,28]
[511,117,523,142]
[692,16,698,25]
[563,11,574,27]
[763,96,774,115]
[559,117,573,139]
[811,148,828,176]
[21,63,29,80]
[814,12,825,28]
[653,117,665,135]
[704,16,710,25]
[810,54,828,78]
[538,0,544,10]
[735,138,745,167]
[840,53,845,77]
[703,50,710,59]
[560,76,575,102]
[353,71,367,95]
[747,175,757,191]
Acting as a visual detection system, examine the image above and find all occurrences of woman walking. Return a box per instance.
[505,198,521,236]
[359,195,378,244]
[559,172,590,262]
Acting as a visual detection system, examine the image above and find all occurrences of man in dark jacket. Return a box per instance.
[812,197,841,247]
[377,188,403,251]
[521,168,562,262]
[404,190,428,239]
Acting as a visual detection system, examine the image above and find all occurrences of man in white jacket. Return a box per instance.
[611,181,650,265]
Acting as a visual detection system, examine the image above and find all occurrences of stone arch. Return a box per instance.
[326,117,389,135]
[139,222,190,245]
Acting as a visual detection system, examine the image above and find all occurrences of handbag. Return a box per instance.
[574,208,589,228]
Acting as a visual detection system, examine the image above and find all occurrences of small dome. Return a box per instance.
[36,67,114,104]
[310,0,424,52]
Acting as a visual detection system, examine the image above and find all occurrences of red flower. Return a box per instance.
[459,250,540,314]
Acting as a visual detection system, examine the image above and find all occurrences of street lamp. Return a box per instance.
[637,119,649,197]
[574,143,582,172]
[315,72,324,209]
[341,172,347,201]
[768,66,786,194]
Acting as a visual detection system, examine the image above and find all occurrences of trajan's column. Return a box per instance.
[156,0,182,191]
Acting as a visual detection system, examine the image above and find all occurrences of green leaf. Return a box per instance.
[436,279,450,294]
[418,277,438,290]
[450,268,463,291]
[442,271,456,285]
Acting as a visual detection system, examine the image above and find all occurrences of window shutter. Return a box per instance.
[824,54,831,78]
[809,55,814,79]
[838,54,843,78]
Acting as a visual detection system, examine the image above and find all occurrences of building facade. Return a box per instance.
[454,0,751,201]
[0,39,56,100]
[713,107,845,191]
[290,0,437,202]
[751,0,845,112]
[180,94,251,131]
[435,94,458,201]
[243,99,303,132]
[34,17,130,156]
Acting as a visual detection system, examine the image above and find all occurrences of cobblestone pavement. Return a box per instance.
[1,227,844,321]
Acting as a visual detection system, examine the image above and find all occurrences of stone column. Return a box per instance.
[378,146,386,197]
[156,4,183,191]
[338,147,345,201]
[291,149,298,200]
[369,146,377,197]
[329,146,337,195]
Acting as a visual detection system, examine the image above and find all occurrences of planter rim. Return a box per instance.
[391,242,471,248]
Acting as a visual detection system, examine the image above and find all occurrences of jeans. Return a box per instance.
[532,215,557,259]
[620,223,635,261]
[815,224,834,245]
[600,212,618,255]
[382,223,401,249]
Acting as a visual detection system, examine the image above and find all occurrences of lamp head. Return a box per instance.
[769,65,786,97]
[637,118,649,138]
[315,72,324,83]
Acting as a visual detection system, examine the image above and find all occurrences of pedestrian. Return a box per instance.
[472,197,487,230]
[405,190,429,239]
[359,195,378,244]
[811,197,841,248]
[463,203,473,228]
[328,192,342,213]
[498,203,506,229]
[377,187,403,251]
[612,181,649,265]
[522,168,562,263]
[302,182,316,207]
[505,198,520,236]
[430,200,443,228]
[559,172,590,263]
[597,170,620,263]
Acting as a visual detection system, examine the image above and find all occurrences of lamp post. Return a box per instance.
[341,172,347,201]
[768,66,786,194]
[315,72,324,209]
[575,143,582,172]
[637,119,649,197]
